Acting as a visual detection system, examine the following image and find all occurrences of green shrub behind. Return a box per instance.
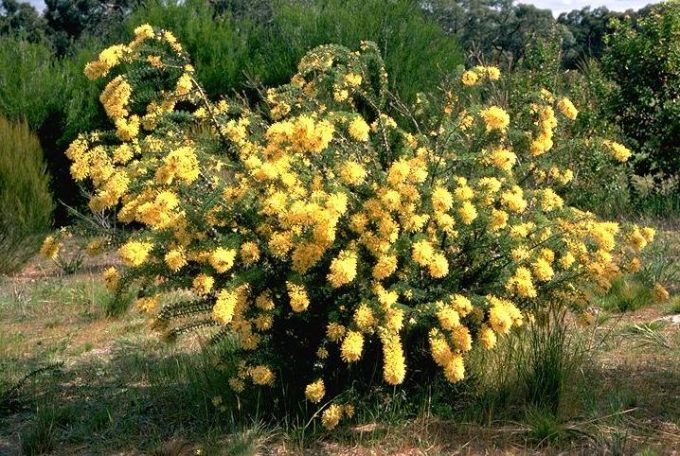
[603,1,680,181]
[0,117,54,274]
[125,0,463,103]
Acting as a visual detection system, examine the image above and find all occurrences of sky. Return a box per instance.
[24,0,654,16]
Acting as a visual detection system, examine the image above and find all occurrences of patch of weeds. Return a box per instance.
[71,342,94,357]
[106,287,137,317]
[597,311,612,325]
[668,296,680,314]
[619,322,671,349]
[636,236,680,289]
[606,387,638,414]
[605,429,630,456]
[524,406,566,445]
[20,404,77,455]
[600,277,653,312]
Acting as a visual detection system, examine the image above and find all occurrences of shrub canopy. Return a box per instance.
[65,26,654,429]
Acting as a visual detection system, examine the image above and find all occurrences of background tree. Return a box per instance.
[0,0,46,41]
[603,0,680,180]
[558,6,629,69]
[44,0,140,53]
[424,0,566,68]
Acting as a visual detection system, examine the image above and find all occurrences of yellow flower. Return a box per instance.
[103,267,119,292]
[373,254,398,280]
[118,241,153,267]
[40,235,60,260]
[436,305,460,330]
[429,328,453,366]
[209,248,236,273]
[341,330,364,362]
[480,106,510,132]
[157,146,200,184]
[326,322,346,342]
[164,248,187,272]
[344,73,362,87]
[432,186,453,212]
[193,274,214,295]
[175,73,193,96]
[479,325,497,349]
[451,325,472,352]
[412,240,434,266]
[339,161,367,185]
[328,250,358,288]
[305,379,326,403]
[653,283,670,302]
[380,331,406,385]
[532,258,554,282]
[443,354,465,383]
[250,365,275,386]
[136,296,159,314]
[604,140,632,163]
[506,267,537,298]
[287,282,310,312]
[353,303,376,331]
[458,201,478,225]
[490,209,508,231]
[428,253,449,278]
[450,294,473,317]
[557,97,578,120]
[115,115,140,141]
[213,289,238,324]
[348,116,370,142]
[99,76,132,120]
[461,70,479,86]
[488,147,517,173]
[240,242,261,266]
[321,404,343,430]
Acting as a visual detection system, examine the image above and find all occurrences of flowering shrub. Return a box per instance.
[65,26,654,429]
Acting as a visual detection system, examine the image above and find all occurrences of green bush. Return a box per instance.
[0,117,54,274]
[0,35,108,222]
[488,36,631,217]
[125,0,463,103]
[603,2,680,180]
[0,36,63,130]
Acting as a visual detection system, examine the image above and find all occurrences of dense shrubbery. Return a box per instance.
[497,38,630,216]
[604,1,680,183]
[57,27,658,429]
[124,0,463,103]
[0,0,462,223]
[0,117,53,274]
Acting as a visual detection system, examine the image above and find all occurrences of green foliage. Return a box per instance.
[600,277,653,313]
[270,0,463,103]
[0,117,53,274]
[603,1,680,180]
[0,0,46,42]
[558,6,627,69]
[0,35,108,222]
[44,0,141,54]
[465,306,589,422]
[491,36,631,216]
[426,0,568,68]
[0,36,64,130]
[20,405,59,455]
[126,0,463,103]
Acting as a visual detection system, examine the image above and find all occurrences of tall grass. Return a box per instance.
[0,117,54,275]
[465,305,591,422]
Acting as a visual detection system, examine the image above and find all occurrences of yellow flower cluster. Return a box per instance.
[68,29,655,432]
